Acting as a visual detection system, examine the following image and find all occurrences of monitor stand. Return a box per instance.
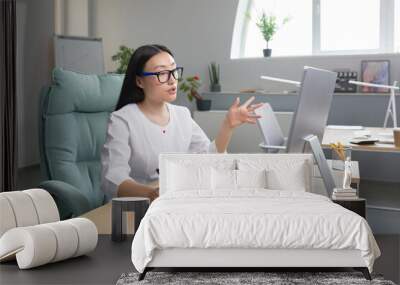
[258,142,287,153]
[303,135,336,198]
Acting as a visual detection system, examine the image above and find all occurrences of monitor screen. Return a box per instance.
[286,66,337,153]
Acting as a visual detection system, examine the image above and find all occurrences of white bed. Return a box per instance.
[131,154,380,280]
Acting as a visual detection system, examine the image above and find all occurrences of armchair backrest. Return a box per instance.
[39,68,123,209]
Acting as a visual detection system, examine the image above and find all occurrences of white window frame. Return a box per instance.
[232,0,397,58]
[313,0,395,55]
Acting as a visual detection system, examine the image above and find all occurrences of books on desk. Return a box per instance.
[332,188,358,200]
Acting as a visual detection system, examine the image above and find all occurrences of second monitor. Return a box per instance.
[257,66,337,153]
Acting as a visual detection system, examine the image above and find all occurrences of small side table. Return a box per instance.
[112,197,150,242]
[332,198,366,218]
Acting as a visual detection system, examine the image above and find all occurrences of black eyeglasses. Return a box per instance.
[139,67,184,83]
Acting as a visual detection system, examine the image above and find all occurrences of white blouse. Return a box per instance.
[101,103,219,201]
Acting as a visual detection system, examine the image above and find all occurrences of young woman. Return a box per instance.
[101,44,263,202]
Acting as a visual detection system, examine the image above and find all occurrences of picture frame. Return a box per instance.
[360,60,390,93]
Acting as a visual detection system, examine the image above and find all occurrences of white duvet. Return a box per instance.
[131,190,380,273]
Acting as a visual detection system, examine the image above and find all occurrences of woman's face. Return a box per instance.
[136,52,178,104]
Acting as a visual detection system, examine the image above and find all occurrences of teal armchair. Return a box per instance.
[39,68,123,219]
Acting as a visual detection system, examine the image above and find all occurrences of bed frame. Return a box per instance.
[138,248,371,280]
[138,154,373,281]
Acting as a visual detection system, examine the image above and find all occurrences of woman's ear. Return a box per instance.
[136,76,144,89]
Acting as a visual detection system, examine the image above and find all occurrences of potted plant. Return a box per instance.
[249,12,290,57]
[208,61,221,92]
[111,45,135,74]
[179,75,211,111]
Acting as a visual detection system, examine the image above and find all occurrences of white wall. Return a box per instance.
[91,0,125,72]
[92,0,400,92]
[64,0,89,36]
[93,0,238,76]
[55,0,89,36]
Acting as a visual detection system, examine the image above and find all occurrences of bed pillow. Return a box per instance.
[211,169,268,190]
[237,158,311,192]
[236,169,267,189]
[211,168,237,190]
[208,158,237,171]
[265,161,309,191]
[166,162,212,191]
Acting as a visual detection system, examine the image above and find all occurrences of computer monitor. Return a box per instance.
[286,66,337,153]
[257,66,337,153]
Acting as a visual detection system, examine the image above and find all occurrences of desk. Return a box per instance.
[323,127,400,153]
[323,127,400,214]
[80,202,113,234]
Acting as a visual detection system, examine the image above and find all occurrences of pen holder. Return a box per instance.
[331,146,351,170]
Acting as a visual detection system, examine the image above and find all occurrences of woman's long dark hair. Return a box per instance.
[115,44,174,111]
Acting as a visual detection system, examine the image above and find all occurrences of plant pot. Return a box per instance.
[263,48,272,57]
[210,84,221,92]
[196,99,212,111]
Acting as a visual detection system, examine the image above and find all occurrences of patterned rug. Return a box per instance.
[116,271,396,285]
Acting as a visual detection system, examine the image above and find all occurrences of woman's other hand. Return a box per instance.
[225,96,263,129]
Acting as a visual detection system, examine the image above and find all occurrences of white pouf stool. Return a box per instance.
[0,189,98,269]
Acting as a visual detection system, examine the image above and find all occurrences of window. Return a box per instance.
[232,0,399,58]
[320,0,380,52]
[396,0,400,52]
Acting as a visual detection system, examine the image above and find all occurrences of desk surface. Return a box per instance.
[323,127,400,152]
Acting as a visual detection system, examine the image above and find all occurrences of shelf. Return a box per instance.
[202,91,397,96]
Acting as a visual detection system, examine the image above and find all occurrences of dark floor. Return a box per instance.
[374,235,400,284]
[0,235,399,285]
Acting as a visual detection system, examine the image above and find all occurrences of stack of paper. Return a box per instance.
[326,125,364,130]
[332,188,358,200]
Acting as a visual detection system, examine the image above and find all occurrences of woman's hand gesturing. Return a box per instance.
[225,96,263,129]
